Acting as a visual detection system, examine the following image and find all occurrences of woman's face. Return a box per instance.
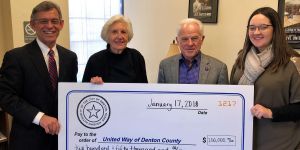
[108,22,129,53]
[248,14,273,51]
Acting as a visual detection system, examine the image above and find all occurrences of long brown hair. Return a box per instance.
[235,7,291,72]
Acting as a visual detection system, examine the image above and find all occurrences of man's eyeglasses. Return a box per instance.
[179,36,203,43]
[248,24,272,32]
[34,19,62,25]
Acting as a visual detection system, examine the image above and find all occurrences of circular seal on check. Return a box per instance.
[77,95,110,129]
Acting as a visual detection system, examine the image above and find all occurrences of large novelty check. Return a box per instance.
[58,83,253,150]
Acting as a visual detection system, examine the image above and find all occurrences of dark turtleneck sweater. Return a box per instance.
[82,44,148,83]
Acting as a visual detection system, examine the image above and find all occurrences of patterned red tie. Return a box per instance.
[48,49,58,91]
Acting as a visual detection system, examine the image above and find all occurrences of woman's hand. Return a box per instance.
[90,76,104,84]
[251,104,273,119]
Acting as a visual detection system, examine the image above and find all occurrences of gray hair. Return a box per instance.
[177,18,204,36]
[31,1,62,20]
[101,15,134,43]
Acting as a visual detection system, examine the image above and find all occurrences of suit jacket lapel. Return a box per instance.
[199,53,210,84]
[27,40,53,91]
[57,46,65,82]
[172,55,180,83]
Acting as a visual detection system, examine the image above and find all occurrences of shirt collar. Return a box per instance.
[36,38,58,57]
[179,53,201,65]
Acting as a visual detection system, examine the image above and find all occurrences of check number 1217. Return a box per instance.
[217,100,237,107]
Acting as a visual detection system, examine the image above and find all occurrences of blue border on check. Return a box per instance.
[65,90,246,150]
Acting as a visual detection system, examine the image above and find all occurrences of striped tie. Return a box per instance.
[48,49,58,91]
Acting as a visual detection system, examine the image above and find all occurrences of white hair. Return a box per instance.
[177,18,204,36]
[101,14,134,42]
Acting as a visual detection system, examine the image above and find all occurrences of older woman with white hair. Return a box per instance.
[82,15,148,83]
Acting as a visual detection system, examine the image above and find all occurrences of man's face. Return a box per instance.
[176,23,204,61]
[30,8,64,48]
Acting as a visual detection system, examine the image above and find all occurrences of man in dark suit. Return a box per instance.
[158,18,228,84]
[0,1,78,150]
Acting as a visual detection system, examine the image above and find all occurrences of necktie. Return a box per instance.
[48,49,58,91]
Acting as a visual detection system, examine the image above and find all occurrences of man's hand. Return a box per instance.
[39,114,60,135]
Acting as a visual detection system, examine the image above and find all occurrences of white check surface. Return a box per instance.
[58,83,253,150]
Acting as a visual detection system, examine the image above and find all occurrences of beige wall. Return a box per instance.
[124,0,278,83]
[0,0,279,82]
[10,0,70,48]
[0,0,5,64]
[0,0,13,65]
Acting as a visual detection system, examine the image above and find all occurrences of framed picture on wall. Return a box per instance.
[278,0,300,49]
[188,0,219,23]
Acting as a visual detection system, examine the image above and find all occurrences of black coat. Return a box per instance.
[0,40,78,150]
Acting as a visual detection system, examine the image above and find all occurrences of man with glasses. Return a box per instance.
[0,1,78,150]
[158,18,228,84]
